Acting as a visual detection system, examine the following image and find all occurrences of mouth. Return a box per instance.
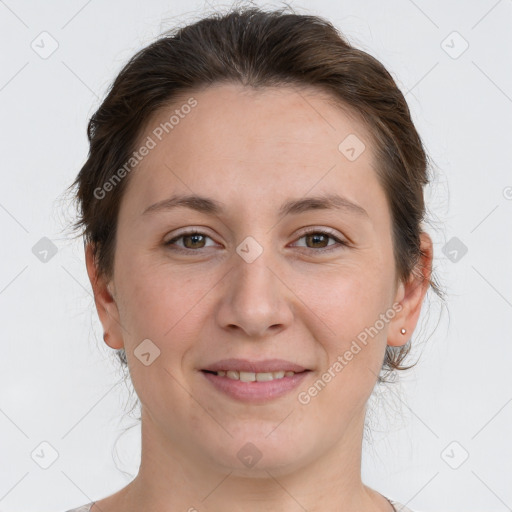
[201,357,310,374]
[200,363,312,403]
[201,369,309,382]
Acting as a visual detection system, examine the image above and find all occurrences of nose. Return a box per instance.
[215,247,294,339]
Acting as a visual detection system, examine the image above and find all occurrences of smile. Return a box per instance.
[205,369,298,381]
[200,369,311,403]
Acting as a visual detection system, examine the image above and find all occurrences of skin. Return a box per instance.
[86,83,433,512]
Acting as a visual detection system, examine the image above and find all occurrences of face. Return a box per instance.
[88,83,430,477]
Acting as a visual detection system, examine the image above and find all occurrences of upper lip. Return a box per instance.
[202,358,309,373]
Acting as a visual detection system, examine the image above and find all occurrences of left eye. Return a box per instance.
[164,229,347,253]
[292,230,346,252]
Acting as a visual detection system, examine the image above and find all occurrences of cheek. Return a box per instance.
[305,258,393,366]
[114,259,208,408]
[312,259,390,322]
[115,253,217,349]
[299,273,392,415]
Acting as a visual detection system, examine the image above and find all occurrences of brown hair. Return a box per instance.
[66,4,444,387]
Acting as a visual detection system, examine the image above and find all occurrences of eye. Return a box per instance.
[164,228,348,254]
[291,228,348,253]
[164,230,217,252]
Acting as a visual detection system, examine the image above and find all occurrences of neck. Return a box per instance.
[115,406,392,512]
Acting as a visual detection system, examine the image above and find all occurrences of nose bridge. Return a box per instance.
[218,238,291,337]
[235,247,275,297]
[234,243,279,312]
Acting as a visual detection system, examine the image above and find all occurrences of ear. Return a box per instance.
[85,242,125,350]
[388,231,433,347]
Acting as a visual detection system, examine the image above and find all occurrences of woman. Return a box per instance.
[65,5,442,511]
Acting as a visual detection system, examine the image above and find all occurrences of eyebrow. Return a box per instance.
[142,193,369,219]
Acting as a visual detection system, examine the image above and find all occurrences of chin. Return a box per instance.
[204,435,309,477]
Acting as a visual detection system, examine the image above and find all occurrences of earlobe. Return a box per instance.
[84,243,125,350]
[388,232,433,347]
[387,306,411,347]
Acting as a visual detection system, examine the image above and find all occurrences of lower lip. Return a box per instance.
[201,370,311,403]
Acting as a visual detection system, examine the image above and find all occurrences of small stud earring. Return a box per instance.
[400,328,407,335]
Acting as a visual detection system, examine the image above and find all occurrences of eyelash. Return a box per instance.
[164,228,348,254]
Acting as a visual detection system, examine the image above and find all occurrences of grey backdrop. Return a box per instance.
[1,1,511,511]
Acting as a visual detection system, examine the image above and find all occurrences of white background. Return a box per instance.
[0,1,511,511]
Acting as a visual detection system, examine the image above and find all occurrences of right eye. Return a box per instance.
[164,230,218,252]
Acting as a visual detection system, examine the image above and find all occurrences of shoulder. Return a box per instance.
[64,503,94,512]
[65,499,416,512]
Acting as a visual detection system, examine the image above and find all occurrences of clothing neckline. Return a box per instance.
[383,496,396,511]
[85,496,403,511]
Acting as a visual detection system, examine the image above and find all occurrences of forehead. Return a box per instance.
[120,83,384,220]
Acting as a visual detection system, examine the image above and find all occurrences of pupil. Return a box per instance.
[181,234,328,249]
[185,234,204,248]
[308,234,326,248]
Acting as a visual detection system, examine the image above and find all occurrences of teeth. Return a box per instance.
[216,370,296,381]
